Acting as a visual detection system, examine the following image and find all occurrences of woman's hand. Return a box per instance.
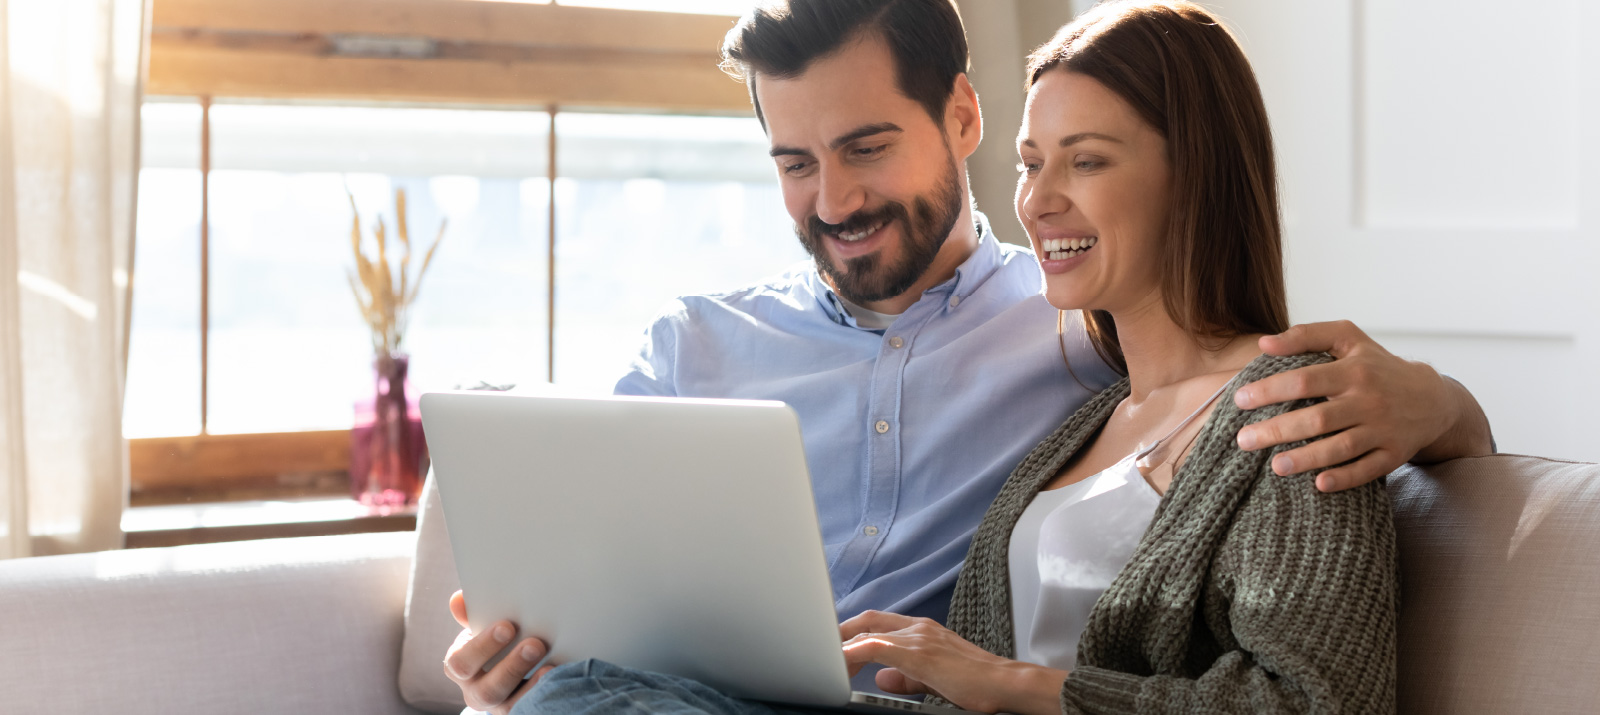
[839,611,1068,715]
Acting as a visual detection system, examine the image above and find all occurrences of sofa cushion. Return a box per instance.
[1391,454,1600,714]
[399,469,471,713]
[0,532,422,714]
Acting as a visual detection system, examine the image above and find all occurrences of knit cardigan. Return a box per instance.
[941,353,1398,714]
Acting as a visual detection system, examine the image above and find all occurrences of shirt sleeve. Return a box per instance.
[612,300,685,398]
[1060,411,1400,714]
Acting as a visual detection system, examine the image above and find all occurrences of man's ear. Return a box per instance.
[946,73,982,160]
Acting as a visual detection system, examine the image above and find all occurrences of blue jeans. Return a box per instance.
[512,659,840,715]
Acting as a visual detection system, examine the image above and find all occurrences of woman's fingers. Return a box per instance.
[839,610,920,641]
[875,667,936,697]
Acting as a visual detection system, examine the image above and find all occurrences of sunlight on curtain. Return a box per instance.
[0,0,146,559]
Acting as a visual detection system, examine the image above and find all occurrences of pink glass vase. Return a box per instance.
[350,351,427,512]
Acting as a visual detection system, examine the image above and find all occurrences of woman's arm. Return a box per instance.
[1060,456,1400,714]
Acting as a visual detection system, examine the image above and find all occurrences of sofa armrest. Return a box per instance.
[0,532,426,715]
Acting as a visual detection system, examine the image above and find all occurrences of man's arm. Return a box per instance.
[1232,320,1494,493]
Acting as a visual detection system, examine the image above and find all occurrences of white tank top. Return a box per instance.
[1008,377,1235,669]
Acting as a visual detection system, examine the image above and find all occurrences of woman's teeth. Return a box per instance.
[1042,236,1097,261]
[836,222,886,243]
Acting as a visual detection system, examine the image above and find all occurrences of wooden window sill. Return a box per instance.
[122,497,417,549]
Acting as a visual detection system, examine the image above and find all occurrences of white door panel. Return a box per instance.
[1213,0,1600,460]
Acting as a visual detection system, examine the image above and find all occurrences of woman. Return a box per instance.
[833,2,1398,712]
[527,1,1397,712]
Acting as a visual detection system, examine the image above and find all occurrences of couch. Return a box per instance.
[1,454,1597,714]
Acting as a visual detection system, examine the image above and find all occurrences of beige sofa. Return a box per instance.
[1,455,1596,714]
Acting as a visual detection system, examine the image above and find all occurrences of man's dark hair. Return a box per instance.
[720,0,970,128]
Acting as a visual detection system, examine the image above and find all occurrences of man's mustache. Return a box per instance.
[805,204,908,240]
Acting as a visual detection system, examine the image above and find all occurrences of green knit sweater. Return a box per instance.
[942,353,1398,714]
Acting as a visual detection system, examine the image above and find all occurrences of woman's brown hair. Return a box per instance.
[1030,0,1288,375]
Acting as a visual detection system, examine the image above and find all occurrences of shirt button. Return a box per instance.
[874,420,890,434]
[888,336,904,349]
[948,295,961,308]
[863,525,880,536]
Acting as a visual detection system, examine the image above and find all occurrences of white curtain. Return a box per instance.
[0,0,146,559]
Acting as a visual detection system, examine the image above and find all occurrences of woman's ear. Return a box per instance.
[946,73,983,160]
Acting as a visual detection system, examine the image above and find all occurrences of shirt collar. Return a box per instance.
[810,211,1006,329]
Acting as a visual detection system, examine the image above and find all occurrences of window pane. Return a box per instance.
[124,99,202,438]
[552,112,804,389]
[206,104,550,434]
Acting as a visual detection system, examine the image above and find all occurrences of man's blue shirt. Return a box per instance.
[614,216,1120,623]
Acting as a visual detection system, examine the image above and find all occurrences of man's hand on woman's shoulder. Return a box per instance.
[1230,320,1494,493]
[443,590,554,715]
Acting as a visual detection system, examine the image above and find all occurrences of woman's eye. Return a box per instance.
[1016,161,1041,175]
[1074,159,1105,171]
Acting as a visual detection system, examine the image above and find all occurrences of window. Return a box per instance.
[125,102,802,437]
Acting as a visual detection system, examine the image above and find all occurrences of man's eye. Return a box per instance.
[783,161,810,174]
[854,145,887,158]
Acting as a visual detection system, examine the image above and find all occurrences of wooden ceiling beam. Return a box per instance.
[151,0,739,56]
[146,40,753,113]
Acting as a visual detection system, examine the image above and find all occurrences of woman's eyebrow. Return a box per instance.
[1059,132,1123,147]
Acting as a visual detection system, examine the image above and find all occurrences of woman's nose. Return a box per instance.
[1020,171,1070,223]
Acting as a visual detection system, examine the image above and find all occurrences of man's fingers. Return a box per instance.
[1258,320,1368,359]
[466,638,547,712]
[1237,400,1360,453]
[1266,427,1374,476]
[489,664,556,715]
[449,590,469,628]
[1235,362,1345,411]
[1314,450,1403,493]
[443,621,517,684]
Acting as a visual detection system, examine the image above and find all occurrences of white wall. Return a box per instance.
[957,0,1082,245]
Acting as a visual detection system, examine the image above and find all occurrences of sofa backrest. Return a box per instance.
[400,456,1600,713]
[1390,455,1600,714]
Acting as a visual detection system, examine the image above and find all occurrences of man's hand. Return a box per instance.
[1233,320,1494,493]
[839,611,1066,715]
[443,590,554,715]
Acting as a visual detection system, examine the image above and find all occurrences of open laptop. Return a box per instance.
[421,390,976,714]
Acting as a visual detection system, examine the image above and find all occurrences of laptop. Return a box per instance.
[421,390,976,714]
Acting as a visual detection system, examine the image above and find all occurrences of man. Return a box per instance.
[443,2,1493,712]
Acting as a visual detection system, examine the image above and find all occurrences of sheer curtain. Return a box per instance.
[0,0,146,559]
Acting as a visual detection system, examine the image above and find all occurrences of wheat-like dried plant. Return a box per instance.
[346,187,446,355]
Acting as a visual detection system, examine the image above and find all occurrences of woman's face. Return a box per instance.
[1015,69,1171,315]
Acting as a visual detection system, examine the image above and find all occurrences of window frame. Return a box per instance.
[132,0,753,500]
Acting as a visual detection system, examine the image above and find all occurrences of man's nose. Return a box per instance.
[815,166,867,225]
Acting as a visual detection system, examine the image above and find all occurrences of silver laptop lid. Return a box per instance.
[421,390,855,708]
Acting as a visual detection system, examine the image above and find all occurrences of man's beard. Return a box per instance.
[796,156,965,305]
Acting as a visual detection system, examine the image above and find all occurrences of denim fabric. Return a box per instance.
[514,660,838,715]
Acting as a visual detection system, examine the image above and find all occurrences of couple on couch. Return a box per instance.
[441,1,1493,713]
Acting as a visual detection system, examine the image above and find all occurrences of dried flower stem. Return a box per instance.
[346,187,447,355]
